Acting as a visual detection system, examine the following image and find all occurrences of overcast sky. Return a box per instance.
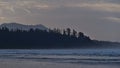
[0,0,120,42]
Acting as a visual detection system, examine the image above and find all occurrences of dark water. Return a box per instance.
[0,49,120,64]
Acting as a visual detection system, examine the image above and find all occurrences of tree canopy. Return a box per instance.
[0,27,92,49]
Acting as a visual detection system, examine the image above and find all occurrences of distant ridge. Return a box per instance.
[0,23,48,30]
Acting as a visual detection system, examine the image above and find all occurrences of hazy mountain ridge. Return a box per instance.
[0,23,48,31]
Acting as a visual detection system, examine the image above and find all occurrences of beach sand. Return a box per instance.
[0,59,119,68]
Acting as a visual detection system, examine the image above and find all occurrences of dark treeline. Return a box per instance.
[0,27,94,49]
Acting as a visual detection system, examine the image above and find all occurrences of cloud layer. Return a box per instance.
[0,0,120,41]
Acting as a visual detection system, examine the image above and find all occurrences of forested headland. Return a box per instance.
[0,26,119,49]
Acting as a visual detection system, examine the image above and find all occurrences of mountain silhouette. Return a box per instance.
[0,23,48,31]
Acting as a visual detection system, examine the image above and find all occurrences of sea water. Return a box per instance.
[0,49,120,64]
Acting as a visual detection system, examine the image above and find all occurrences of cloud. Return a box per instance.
[17,1,51,9]
[0,2,15,13]
[105,17,120,22]
[0,17,6,20]
[0,1,51,14]
[67,2,120,12]
[0,17,10,22]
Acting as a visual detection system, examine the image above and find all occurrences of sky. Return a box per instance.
[0,0,120,42]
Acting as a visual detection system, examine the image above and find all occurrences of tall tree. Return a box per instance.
[66,28,71,36]
[78,32,84,38]
[63,29,67,35]
[72,29,77,37]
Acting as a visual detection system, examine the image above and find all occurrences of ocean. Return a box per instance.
[0,49,120,64]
